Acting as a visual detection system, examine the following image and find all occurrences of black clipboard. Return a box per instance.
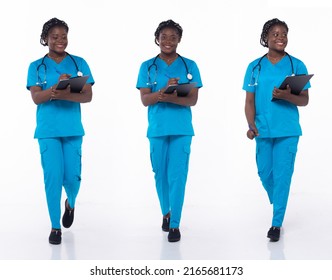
[272,74,313,101]
[56,75,89,93]
[164,82,197,97]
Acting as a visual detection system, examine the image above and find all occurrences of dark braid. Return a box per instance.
[154,19,183,46]
[260,18,288,48]
[40,17,69,46]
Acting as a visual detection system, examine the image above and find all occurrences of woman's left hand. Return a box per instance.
[272,85,291,100]
[158,89,177,102]
[50,85,71,100]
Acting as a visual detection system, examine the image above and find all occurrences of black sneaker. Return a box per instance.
[162,214,170,232]
[62,199,74,228]
[168,228,181,242]
[49,229,62,245]
[267,226,280,242]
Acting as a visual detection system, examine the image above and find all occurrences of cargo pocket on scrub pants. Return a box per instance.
[182,145,191,173]
[39,142,48,170]
[74,148,82,181]
[149,145,157,174]
[255,145,263,177]
[75,148,82,181]
[287,145,297,172]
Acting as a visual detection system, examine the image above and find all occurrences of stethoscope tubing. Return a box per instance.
[253,52,294,76]
[147,53,192,85]
[36,52,82,85]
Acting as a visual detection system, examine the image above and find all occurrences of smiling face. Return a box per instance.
[157,27,181,56]
[266,24,288,53]
[45,26,68,56]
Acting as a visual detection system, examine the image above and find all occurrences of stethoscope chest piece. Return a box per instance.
[187,73,193,81]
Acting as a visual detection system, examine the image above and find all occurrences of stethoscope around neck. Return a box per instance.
[36,52,83,86]
[248,52,294,86]
[147,53,193,86]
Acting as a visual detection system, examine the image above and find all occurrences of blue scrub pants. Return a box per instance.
[149,135,192,229]
[38,136,83,229]
[255,136,299,227]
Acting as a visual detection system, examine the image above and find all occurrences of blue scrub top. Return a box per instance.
[136,55,203,138]
[242,54,311,138]
[27,54,95,139]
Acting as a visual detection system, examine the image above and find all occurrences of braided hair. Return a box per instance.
[154,19,183,46]
[40,18,69,46]
[260,18,288,48]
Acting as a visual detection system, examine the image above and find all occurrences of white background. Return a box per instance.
[1,0,332,277]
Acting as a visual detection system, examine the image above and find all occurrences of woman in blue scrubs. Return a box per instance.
[26,18,94,245]
[136,19,203,242]
[243,18,310,242]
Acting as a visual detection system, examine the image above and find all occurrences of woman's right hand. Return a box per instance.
[247,124,259,140]
[159,77,180,95]
[166,77,179,87]
[58,73,71,81]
